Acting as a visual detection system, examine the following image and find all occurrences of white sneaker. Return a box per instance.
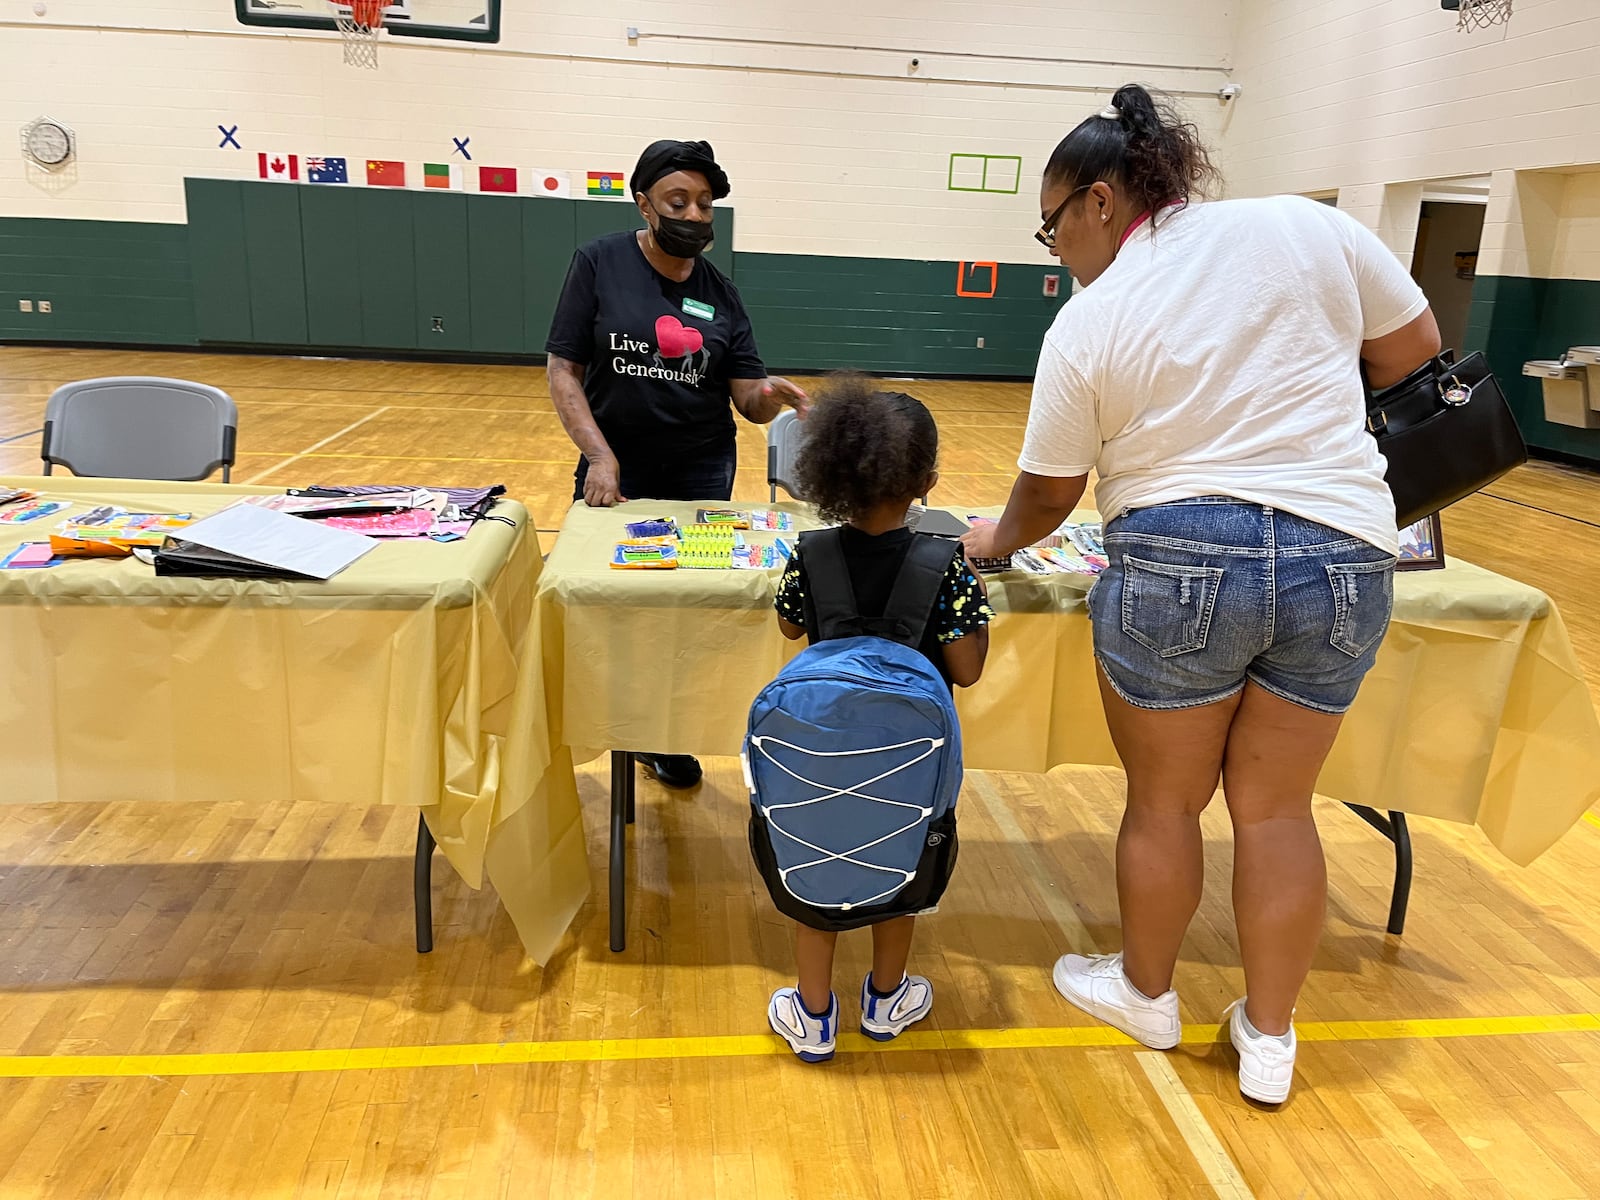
[768,988,837,1063]
[1226,998,1296,1104]
[859,973,933,1041]
[1052,952,1181,1049]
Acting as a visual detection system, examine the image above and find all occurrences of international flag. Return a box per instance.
[479,166,518,194]
[423,162,462,190]
[257,152,299,182]
[306,157,349,184]
[587,171,625,197]
[533,170,571,198]
[366,159,406,188]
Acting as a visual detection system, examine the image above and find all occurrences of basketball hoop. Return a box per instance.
[333,0,384,68]
[1456,0,1512,32]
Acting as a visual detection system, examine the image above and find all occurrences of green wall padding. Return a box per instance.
[0,217,197,345]
[1465,273,1600,465]
[735,254,1062,376]
[6,188,1058,378]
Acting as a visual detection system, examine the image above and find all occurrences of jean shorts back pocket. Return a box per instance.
[1326,559,1395,658]
[1120,555,1226,658]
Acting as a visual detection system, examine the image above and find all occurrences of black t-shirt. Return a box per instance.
[774,527,995,684]
[545,231,767,460]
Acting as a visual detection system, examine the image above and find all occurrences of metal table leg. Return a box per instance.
[1344,805,1413,935]
[610,751,634,951]
[414,812,436,954]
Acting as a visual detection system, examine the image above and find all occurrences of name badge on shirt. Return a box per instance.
[681,298,716,322]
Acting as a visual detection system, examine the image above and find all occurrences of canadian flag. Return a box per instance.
[258,152,300,182]
[533,170,571,198]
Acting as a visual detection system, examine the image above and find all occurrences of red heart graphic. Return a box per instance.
[655,315,705,359]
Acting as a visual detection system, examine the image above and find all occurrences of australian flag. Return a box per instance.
[306,156,349,184]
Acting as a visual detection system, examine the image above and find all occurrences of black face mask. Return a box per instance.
[651,209,715,258]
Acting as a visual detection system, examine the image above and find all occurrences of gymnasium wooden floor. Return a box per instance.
[2,346,1600,1199]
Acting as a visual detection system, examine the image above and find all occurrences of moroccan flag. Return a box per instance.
[257,152,299,182]
[587,171,624,197]
[423,162,462,190]
[479,166,518,193]
[366,159,406,187]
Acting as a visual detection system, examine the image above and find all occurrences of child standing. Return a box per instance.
[758,378,993,1062]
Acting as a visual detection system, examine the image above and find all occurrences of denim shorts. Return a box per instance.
[1087,498,1397,715]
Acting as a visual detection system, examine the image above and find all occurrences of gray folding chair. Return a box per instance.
[41,376,238,482]
[766,407,807,502]
[765,406,926,505]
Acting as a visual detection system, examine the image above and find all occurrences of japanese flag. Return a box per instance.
[534,170,571,198]
[258,152,300,182]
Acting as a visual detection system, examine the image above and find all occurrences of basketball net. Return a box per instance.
[333,0,383,68]
[1457,0,1512,32]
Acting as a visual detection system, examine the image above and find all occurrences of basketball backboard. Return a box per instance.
[235,0,500,43]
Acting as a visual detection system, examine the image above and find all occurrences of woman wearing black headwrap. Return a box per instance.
[547,139,808,510]
[547,138,808,789]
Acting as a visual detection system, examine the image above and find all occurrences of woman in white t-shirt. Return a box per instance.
[961,84,1441,1105]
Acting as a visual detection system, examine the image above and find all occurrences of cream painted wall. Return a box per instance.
[1224,0,1600,200]
[0,0,1235,262]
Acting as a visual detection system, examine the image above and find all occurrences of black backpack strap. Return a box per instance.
[878,534,960,649]
[797,529,862,642]
[801,529,959,647]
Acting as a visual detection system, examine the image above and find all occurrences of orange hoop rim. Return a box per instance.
[348,0,384,29]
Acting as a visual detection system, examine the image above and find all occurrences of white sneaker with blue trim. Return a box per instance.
[859,972,934,1041]
[768,988,838,1062]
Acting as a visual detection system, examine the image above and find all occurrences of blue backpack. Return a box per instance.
[744,529,963,932]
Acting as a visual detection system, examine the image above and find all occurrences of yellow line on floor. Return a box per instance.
[1584,812,1600,832]
[3,1012,1599,1080]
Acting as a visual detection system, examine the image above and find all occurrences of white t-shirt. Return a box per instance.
[1019,195,1428,555]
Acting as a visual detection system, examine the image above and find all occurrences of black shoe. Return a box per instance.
[636,753,703,789]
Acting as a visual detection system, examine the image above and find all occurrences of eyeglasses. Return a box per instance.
[1035,184,1093,249]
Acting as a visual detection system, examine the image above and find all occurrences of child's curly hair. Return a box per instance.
[793,375,939,525]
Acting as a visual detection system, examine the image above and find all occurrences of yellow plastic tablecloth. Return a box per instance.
[0,476,589,963]
[540,500,1600,866]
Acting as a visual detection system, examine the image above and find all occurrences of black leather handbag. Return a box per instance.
[1364,349,1528,528]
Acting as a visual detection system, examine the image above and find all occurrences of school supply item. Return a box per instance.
[961,516,1014,573]
[747,509,795,532]
[744,529,963,932]
[624,517,680,540]
[297,484,508,525]
[905,505,970,538]
[0,487,39,507]
[695,508,750,528]
[0,499,69,525]
[680,524,738,569]
[320,508,438,538]
[731,542,782,570]
[0,542,62,569]
[156,503,376,581]
[246,490,431,517]
[610,542,678,569]
[1364,350,1526,527]
[51,508,195,556]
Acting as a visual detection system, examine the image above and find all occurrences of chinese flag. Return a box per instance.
[479,166,518,194]
[366,159,406,188]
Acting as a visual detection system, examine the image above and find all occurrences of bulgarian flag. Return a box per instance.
[587,171,625,197]
[423,162,462,190]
